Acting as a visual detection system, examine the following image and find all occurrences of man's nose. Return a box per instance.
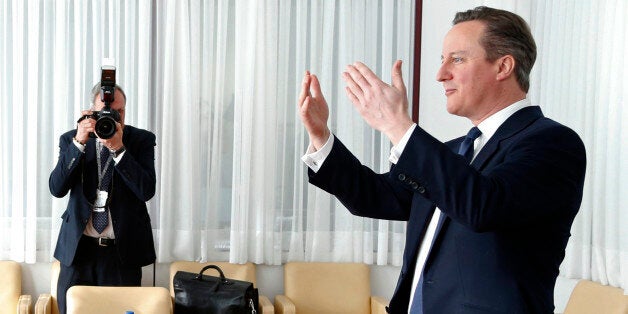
[436,63,451,82]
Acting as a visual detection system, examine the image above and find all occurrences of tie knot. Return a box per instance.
[457,126,482,161]
[465,126,482,141]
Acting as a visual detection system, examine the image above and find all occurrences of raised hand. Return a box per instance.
[343,60,413,145]
[298,71,331,150]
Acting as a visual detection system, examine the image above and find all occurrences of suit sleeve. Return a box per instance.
[49,132,84,198]
[392,125,586,232]
[114,130,156,202]
[308,135,414,221]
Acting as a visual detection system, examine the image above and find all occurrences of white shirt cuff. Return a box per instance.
[388,124,417,164]
[301,134,335,173]
[73,138,86,152]
[113,151,125,163]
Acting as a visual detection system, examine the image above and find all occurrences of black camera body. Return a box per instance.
[81,108,121,139]
[79,65,120,139]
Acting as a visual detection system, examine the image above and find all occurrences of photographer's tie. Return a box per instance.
[93,144,113,233]
[409,126,482,313]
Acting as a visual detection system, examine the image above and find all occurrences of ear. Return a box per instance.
[496,55,516,81]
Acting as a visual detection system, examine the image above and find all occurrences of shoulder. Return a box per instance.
[123,125,156,141]
[527,116,583,145]
[59,129,77,142]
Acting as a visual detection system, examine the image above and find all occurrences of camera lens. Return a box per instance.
[95,117,117,139]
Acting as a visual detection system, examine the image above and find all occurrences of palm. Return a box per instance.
[298,73,330,149]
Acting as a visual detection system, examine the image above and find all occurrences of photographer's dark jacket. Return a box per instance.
[49,125,156,267]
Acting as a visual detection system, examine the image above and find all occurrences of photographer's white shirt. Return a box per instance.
[73,139,124,238]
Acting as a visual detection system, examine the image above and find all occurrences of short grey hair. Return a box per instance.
[90,82,127,105]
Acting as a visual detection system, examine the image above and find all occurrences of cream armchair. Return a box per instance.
[274,262,388,314]
[563,279,627,314]
[0,260,33,314]
[169,261,274,313]
[34,260,61,314]
[66,285,172,314]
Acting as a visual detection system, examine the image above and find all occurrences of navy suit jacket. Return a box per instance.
[309,106,586,313]
[49,125,157,268]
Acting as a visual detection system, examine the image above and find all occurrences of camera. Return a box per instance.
[78,108,120,139]
[77,65,120,139]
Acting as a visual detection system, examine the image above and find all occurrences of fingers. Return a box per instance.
[391,60,406,93]
[342,69,364,105]
[298,72,325,113]
[76,112,95,142]
[309,74,325,102]
[99,124,124,150]
[343,62,388,105]
[351,62,381,87]
[298,71,311,108]
[343,64,370,98]
[344,87,359,105]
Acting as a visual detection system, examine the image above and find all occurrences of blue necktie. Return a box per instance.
[409,126,482,313]
[457,126,482,162]
[93,144,112,233]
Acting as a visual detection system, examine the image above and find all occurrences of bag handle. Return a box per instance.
[195,264,229,284]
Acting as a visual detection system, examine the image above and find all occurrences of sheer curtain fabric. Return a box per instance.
[0,0,414,267]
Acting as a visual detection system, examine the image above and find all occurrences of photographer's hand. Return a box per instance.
[75,110,95,144]
[99,122,124,151]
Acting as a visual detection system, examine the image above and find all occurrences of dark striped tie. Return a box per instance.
[93,145,112,233]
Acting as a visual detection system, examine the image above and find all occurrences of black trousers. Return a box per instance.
[56,235,142,314]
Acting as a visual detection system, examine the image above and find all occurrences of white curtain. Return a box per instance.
[229,0,414,265]
[8,0,623,293]
[0,0,155,263]
[0,0,414,266]
[526,0,628,292]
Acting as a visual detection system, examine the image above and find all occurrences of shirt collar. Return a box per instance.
[476,98,532,144]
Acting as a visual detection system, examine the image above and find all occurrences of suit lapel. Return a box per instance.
[472,106,544,170]
[428,106,544,257]
[82,138,99,200]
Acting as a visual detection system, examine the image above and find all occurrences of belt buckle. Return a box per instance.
[98,238,108,247]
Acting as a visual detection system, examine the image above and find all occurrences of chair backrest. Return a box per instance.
[0,260,21,314]
[66,286,172,314]
[168,261,257,298]
[50,260,61,314]
[284,262,371,314]
[563,280,628,314]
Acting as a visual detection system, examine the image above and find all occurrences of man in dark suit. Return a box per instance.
[298,6,586,313]
[49,83,156,314]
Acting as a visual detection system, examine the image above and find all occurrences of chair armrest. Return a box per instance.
[273,295,295,314]
[18,294,32,314]
[370,295,389,314]
[258,295,275,314]
[34,294,52,314]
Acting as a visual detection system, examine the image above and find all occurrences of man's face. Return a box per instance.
[436,20,500,121]
[93,89,126,128]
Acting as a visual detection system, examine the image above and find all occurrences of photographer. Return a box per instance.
[49,81,157,314]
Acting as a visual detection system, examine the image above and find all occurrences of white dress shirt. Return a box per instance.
[73,139,125,238]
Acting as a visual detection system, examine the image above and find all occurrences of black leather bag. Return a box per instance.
[173,264,259,314]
